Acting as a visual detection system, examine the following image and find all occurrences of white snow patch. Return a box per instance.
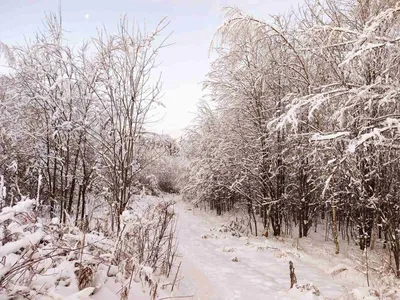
[0,230,44,257]
[311,131,350,141]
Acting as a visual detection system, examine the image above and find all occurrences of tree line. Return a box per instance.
[0,13,181,232]
[183,0,400,277]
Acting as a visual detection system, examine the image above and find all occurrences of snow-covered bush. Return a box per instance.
[0,198,74,298]
[218,219,251,237]
[0,193,178,299]
[142,153,184,194]
[118,200,177,277]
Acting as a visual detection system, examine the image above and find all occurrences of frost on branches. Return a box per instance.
[0,194,178,299]
[184,0,400,284]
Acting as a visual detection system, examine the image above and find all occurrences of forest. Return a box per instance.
[1,0,400,299]
[186,0,400,271]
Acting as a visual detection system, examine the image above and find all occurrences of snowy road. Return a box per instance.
[173,199,360,300]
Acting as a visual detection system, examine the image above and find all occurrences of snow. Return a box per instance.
[352,288,380,300]
[172,198,367,300]
[140,266,153,277]
[0,211,14,223]
[0,195,397,299]
[327,159,336,165]
[0,198,35,222]
[310,131,351,141]
[0,230,44,256]
[0,266,10,279]
[348,143,356,153]
[0,175,5,201]
[52,217,60,224]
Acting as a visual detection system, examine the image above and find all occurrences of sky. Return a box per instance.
[0,0,303,138]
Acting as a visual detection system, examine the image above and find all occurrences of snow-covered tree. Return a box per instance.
[185,0,400,277]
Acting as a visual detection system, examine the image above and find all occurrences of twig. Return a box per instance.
[171,261,181,292]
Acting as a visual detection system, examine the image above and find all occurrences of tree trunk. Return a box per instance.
[370,212,379,250]
[332,203,340,254]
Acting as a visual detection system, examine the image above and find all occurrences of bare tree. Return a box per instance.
[88,17,170,231]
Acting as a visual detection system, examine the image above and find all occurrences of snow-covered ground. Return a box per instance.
[1,194,398,299]
[171,197,397,300]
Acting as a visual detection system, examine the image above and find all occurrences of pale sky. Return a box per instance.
[0,0,303,138]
